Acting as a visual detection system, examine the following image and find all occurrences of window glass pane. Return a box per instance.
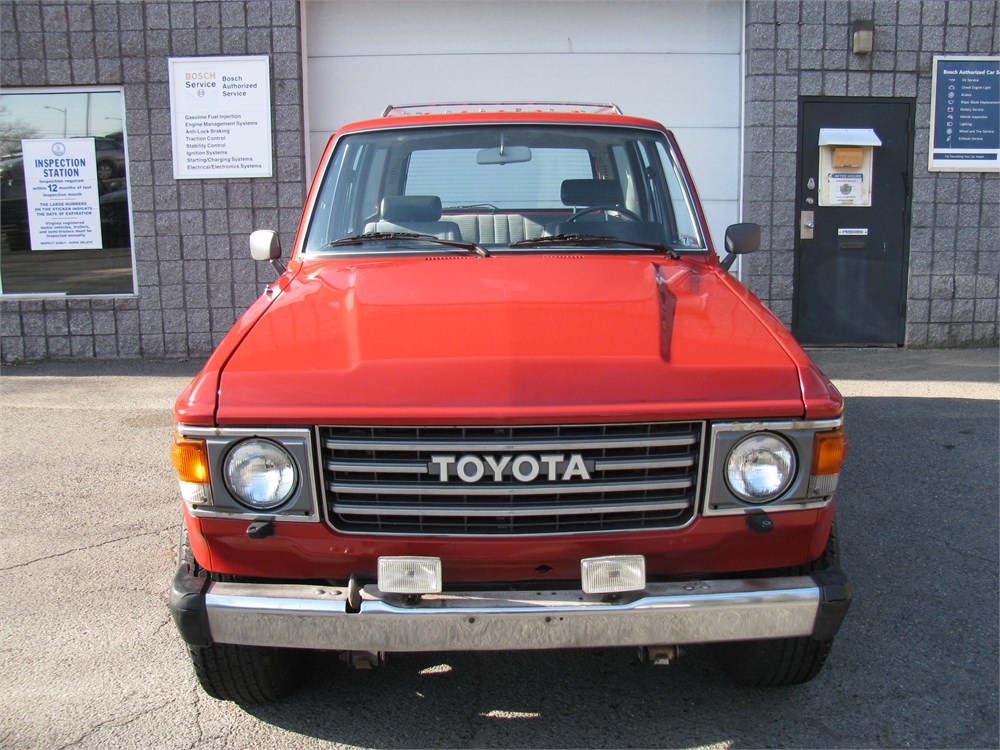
[0,88,135,296]
[405,148,593,209]
[302,125,709,254]
[657,141,705,249]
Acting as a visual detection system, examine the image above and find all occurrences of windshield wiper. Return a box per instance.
[509,233,678,259]
[326,232,490,257]
[443,203,499,212]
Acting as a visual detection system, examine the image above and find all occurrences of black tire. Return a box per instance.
[719,523,842,687]
[96,159,116,180]
[188,642,303,703]
[176,527,303,703]
[722,635,833,687]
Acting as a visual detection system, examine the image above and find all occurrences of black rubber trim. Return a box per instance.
[168,536,213,647]
[810,565,853,641]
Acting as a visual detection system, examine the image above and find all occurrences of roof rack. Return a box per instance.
[381,102,624,117]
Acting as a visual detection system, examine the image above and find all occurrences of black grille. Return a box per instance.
[318,422,703,535]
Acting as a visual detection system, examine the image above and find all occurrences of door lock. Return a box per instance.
[800,210,815,239]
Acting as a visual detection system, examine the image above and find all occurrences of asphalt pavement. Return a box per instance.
[0,349,997,749]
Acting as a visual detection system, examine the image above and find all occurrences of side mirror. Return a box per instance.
[721,222,761,271]
[250,229,286,276]
[250,229,281,261]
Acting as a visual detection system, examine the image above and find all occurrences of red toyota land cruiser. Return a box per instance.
[169,103,850,702]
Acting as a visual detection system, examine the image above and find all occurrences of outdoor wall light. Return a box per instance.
[851,20,874,55]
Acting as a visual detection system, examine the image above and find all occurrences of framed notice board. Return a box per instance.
[928,56,1000,172]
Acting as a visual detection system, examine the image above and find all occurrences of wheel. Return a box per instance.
[719,523,843,687]
[96,159,116,180]
[565,205,642,222]
[721,635,833,687]
[188,642,303,703]
[176,527,303,703]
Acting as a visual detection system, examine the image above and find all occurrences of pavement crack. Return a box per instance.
[933,536,1000,571]
[0,526,177,572]
[53,699,174,750]
[190,681,208,750]
[153,615,173,638]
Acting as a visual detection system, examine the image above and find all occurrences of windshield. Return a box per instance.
[302,125,707,255]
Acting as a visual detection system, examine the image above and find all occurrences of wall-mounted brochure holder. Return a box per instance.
[817,128,882,207]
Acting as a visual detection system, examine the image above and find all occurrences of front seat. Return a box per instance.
[364,195,462,240]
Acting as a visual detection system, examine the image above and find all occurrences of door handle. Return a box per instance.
[800,210,815,239]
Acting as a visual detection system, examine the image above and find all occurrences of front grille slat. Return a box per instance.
[326,461,429,475]
[329,478,691,497]
[319,422,703,535]
[333,499,692,518]
[323,435,697,452]
[594,457,695,471]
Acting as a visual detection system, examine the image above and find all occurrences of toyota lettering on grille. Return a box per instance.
[430,454,593,483]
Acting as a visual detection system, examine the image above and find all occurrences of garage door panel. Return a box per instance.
[307,0,741,57]
[699,200,739,255]
[303,0,742,260]
[307,53,739,138]
[670,127,740,201]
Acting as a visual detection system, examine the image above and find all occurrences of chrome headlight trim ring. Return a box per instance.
[223,438,299,511]
[724,432,797,504]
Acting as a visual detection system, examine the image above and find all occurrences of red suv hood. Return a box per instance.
[216,255,805,424]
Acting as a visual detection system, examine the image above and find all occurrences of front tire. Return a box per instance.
[176,527,303,703]
[188,642,302,703]
[721,635,832,687]
[720,522,844,687]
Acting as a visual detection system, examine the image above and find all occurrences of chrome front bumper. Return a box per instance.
[172,574,849,652]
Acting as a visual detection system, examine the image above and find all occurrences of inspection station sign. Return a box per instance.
[168,55,273,179]
[21,138,102,251]
[929,56,1000,172]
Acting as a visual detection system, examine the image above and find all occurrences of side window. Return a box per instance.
[656,142,705,249]
[610,144,640,214]
[0,87,135,296]
[404,148,592,209]
[357,147,387,221]
[304,139,390,249]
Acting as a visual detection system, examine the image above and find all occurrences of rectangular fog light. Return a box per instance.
[378,556,442,594]
[581,555,646,594]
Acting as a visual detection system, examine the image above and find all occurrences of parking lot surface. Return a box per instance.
[1,349,997,749]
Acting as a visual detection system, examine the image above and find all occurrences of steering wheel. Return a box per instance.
[565,205,642,222]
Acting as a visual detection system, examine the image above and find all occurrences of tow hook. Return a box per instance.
[639,645,681,665]
[346,574,362,612]
[341,650,386,670]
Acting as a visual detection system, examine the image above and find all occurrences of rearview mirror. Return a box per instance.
[477,145,532,165]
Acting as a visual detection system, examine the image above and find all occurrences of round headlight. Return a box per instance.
[725,433,796,503]
[224,439,297,510]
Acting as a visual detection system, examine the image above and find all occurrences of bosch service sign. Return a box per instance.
[168,55,273,179]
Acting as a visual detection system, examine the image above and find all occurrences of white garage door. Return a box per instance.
[303,0,743,251]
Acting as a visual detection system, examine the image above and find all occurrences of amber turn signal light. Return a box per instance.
[812,428,848,476]
[171,436,210,484]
